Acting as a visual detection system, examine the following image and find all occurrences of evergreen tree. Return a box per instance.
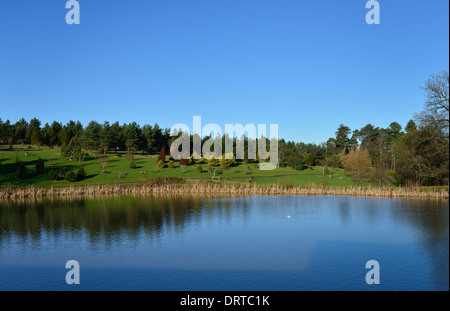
[14,118,28,145]
[30,127,43,149]
[35,157,45,174]
[17,162,27,180]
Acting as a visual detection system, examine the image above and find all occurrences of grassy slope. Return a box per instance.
[0,144,360,187]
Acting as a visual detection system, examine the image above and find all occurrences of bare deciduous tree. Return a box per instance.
[416,70,449,134]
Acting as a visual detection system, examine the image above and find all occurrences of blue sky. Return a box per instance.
[0,0,448,143]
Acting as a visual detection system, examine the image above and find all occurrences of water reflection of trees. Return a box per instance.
[0,194,242,245]
[336,197,449,289]
[0,195,448,289]
[2,196,446,244]
[392,199,449,289]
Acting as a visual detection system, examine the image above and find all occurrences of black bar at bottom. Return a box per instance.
[0,291,447,310]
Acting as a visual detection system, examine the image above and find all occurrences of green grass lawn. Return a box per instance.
[0,144,361,187]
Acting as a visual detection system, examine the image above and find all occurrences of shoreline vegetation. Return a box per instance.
[1,71,448,197]
[0,180,448,200]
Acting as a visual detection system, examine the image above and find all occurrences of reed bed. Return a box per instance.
[0,182,448,200]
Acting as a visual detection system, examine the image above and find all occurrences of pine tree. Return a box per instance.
[35,157,45,174]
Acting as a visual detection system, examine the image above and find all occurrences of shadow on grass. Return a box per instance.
[107,158,121,163]
[0,162,99,186]
[0,159,44,175]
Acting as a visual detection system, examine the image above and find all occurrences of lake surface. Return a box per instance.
[0,195,448,291]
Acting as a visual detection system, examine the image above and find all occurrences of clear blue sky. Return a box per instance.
[0,0,448,143]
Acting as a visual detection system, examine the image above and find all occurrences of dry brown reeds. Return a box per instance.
[0,180,448,200]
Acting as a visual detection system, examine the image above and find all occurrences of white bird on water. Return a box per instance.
[287,215,291,219]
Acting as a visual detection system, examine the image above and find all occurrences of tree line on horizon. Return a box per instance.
[0,71,448,186]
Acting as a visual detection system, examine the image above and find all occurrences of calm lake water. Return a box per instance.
[0,195,448,291]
